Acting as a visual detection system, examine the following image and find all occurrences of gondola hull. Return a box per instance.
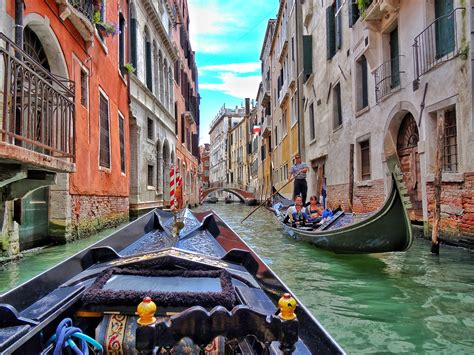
[272,160,413,254]
[0,209,344,354]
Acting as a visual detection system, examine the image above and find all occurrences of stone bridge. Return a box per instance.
[202,183,256,202]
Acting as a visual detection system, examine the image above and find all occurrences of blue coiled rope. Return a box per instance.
[47,318,103,355]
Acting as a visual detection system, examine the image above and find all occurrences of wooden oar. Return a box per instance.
[240,172,302,224]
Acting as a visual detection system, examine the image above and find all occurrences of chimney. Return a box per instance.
[245,98,250,115]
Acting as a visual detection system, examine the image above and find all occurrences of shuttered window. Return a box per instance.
[435,0,455,57]
[326,6,336,59]
[334,83,342,128]
[119,13,125,75]
[356,56,368,110]
[348,0,360,27]
[147,165,154,186]
[119,114,125,174]
[99,93,110,169]
[335,0,342,49]
[303,35,313,81]
[130,17,137,69]
[309,103,316,140]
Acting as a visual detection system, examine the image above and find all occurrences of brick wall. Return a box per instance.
[327,183,350,210]
[353,179,386,213]
[426,173,474,240]
[70,195,129,240]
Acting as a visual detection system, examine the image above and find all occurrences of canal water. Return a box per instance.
[1,203,474,353]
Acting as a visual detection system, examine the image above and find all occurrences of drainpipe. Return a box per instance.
[15,0,24,49]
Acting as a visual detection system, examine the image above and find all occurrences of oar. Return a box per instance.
[240,171,302,224]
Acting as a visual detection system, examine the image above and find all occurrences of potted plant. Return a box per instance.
[123,63,136,74]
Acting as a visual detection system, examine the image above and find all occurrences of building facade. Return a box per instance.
[228,103,250,187]
[1,0,130,257]
[199,144,210,190]
[128,0,177,216]
[209,105,245,187]
[269,0,302,198]
[301,0,474,242]
[172,0,200,207]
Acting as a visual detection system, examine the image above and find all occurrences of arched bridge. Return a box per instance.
[202,182,256,202]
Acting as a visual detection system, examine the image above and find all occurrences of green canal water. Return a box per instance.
[1,203,474,353]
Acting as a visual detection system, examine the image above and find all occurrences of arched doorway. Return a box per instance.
[397,113,423,222]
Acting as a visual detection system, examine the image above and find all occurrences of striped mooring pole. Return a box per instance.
[169,165,175,208]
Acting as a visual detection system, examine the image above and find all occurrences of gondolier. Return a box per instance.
[290,154,308,204]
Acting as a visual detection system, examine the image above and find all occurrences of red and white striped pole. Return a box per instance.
[169,165,175,209]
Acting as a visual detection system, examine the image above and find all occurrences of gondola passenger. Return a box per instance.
[283,196,309,227]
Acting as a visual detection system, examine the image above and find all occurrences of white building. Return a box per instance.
[128,0,177,215]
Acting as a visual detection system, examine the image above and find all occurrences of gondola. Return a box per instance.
[271,156,414,254]
[224,195,233,204]
[203,196,218,204]
[0,209,344,354]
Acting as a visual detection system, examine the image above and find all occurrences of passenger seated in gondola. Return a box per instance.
[283,196,308,226]
[306,196,323,224]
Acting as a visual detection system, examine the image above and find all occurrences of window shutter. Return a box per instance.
[349,1,360,27]
[336,1,342,49]
[326,6,336,59]
[435,0,455,57]
[303,35,313,81]
[361,56,368,108]
[130,18,137,69]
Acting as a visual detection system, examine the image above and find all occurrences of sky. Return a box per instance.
[188,0,279,144]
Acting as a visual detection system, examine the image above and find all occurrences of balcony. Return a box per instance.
[362,0,400,31]
[262,115,272,138]
[413,8,464,88]
[374,55,403,103]
[0,34,75,172]
[56,0,96,45]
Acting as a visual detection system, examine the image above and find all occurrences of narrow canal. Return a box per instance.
[1,203,474,353]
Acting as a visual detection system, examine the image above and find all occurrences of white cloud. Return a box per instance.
[199,62,260,74]
[200,73,261,99]
[188,2,240,38]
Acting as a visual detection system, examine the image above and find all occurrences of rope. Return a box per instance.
[47,318,103,355]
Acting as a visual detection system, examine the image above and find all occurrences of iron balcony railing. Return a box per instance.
[374,55,404,103]
[0,33,75,159]
[413,8,464,83]
[69,0,95,22]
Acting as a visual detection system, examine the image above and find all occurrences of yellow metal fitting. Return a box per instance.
[278,293,297,321]
[137,296,157,325]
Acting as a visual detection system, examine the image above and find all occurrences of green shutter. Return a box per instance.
[130,18,137,69]
[435,0,455,57]
[326,6,336,59]
[361,56,368,108]
[390,28,400,88]
[303,35,313,81]
[349,2,360,28]
[336,0,342,49]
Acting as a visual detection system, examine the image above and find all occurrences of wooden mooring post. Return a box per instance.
[431,112,445,255]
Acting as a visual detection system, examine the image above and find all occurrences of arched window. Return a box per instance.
[144,28,153,91]
[129,3,138,72]
[168,67,173,110]
[158,51,164,102]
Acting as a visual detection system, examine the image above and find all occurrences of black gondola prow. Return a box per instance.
[135,294,299,354]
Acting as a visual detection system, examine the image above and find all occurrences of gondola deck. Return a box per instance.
[0,209,344,354]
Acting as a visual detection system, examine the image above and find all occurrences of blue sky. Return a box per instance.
[188,0,278,144]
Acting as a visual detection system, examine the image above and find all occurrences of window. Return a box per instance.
[356,55,368,111]
[309,103,315,140]
[303,35,312,81]
[291,36,295,61]
[333,83,342,128]
[282,111,287,135]
[349,0,360,27]
[147,164,154,186]
[119,113,125,173]
[360,140,370,180]
[205,170,209,177]
[99,92,110,168]
[390,27,400,89]
[326,0,342,60]
[130,9,137,70]
[435,0,455,58]
[145,31,153,91]
[274,126,278,146]
[443,107,457,172]
[118,13,125,74]
[80,69,88,108]
[147,117,154,140]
